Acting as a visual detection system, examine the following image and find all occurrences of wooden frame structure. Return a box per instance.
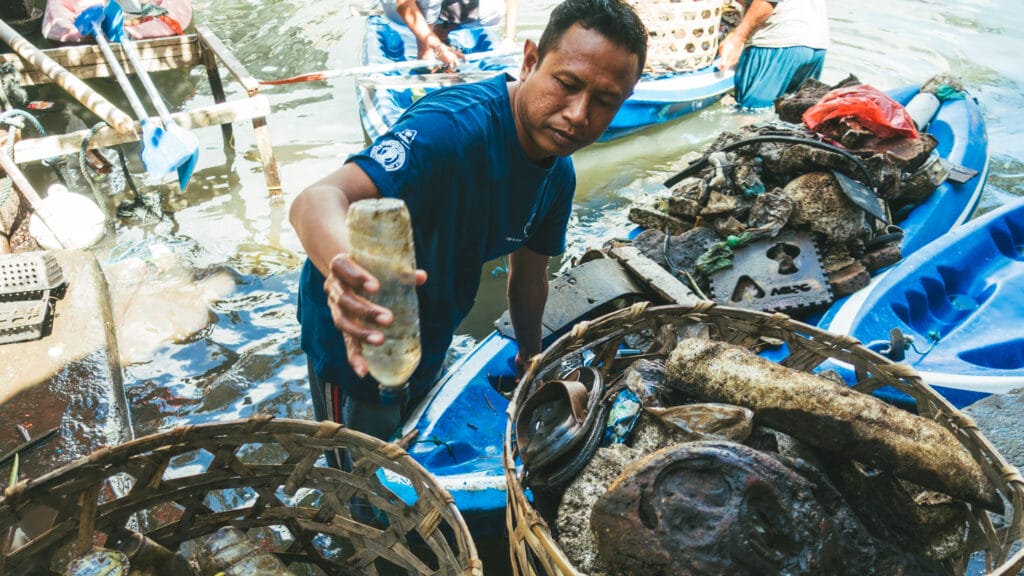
[0,26,281,196]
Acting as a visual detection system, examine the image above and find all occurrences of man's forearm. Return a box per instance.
[395,0,444,53]
[289,183,351,277]
[732,0,775,43]
[507,249,550,361]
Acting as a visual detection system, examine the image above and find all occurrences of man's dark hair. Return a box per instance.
[537,0,648,78]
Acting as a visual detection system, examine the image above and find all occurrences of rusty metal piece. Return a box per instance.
[710,230,831,313]
[828,261,871,298]
[591,440,941,576]
[861,241,902,272]
[592,442,836,576]
[899,151,949,204]
[871,132,937,170]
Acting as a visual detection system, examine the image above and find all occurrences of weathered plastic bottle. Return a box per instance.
[346,198,422,400]
[64,548,129,576]
[197,526,296,576]
[114,530,195,576]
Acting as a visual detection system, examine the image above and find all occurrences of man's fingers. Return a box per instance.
[329,252,379,294]
[330,303,385,345]
[344,334,370,378]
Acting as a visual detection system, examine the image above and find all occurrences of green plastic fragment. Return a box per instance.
[935,85,965,102]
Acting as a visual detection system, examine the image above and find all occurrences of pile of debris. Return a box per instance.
[626,74,958,314]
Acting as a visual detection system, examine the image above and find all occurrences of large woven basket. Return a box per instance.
[504,301,1024,576]
[0,416,482,575]
[631,0,725,75]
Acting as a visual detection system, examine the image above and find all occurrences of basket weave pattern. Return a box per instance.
[631,0,724,75]
[504,302,1024,576]
[0,416,482,575]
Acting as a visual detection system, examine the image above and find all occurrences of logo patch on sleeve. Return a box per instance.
[395,129,418,146]
[370,139,406,172]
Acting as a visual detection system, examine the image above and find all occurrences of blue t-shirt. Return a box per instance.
[299,73,575,401]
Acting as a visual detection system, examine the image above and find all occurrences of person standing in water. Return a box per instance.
[716,0,829,108]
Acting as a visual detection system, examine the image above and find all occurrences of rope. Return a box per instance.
[0,110,55,208]
[78,122,121,222]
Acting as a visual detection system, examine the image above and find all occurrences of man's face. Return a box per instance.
[513,23,640,162]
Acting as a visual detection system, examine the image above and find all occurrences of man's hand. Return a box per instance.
[323,252,428,378]
[417,40,464,71]
[717,32,745,70]
[717,0,775,71]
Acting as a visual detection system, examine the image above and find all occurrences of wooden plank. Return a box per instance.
[0,35,202,86]
[196,26,260,96]
[0,19,136,133]
[12,96,271,163]
[609,245,703,306]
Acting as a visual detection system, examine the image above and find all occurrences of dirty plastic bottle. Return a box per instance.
[64,548,129,576]
[346,198,422,400]
[197,526,296,576]
[114,530,194,576]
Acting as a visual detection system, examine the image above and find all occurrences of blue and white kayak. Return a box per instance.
[357,15,519,143]
[357,15,734,143]
[817,199,1024,409]
[887,86,989,256]
[598,67,734,142]
[376,84,989,534]
[378,257,645,537]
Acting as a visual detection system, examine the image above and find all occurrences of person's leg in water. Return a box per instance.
[307,359,406,469]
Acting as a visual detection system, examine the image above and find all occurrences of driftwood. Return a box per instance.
[665,337,1002,512]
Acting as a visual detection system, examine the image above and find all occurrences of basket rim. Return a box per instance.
[1,416,483,576]
[503,301,1024,576]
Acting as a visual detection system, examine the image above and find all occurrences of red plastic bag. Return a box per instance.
[802,85,920,140]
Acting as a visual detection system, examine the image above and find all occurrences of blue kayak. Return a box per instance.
[357,15,518,143]
[599,67,734,142]
[375,85,989,536]
[887,86,990,256]
[816,199,1024,409]
[356,15,734,144]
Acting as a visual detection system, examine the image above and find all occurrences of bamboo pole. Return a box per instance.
[0,152,71,249]
[0,19,136,135]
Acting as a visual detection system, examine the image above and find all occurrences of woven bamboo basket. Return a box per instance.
[631,0,725,75]
[0,416,482,575]
[504,301,1024,576]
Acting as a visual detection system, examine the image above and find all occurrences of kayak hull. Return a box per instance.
[818,199,1024,408]
[598,68,735,142]
[377,84,990,535]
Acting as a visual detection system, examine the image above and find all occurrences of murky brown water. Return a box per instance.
[6,0,1024,573]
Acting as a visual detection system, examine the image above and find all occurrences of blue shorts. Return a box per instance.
[734,45,826,109]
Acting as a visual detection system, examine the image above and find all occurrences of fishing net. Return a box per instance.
[505,302,1024,576]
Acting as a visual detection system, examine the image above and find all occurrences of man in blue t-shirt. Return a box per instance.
[290,0,647,450]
